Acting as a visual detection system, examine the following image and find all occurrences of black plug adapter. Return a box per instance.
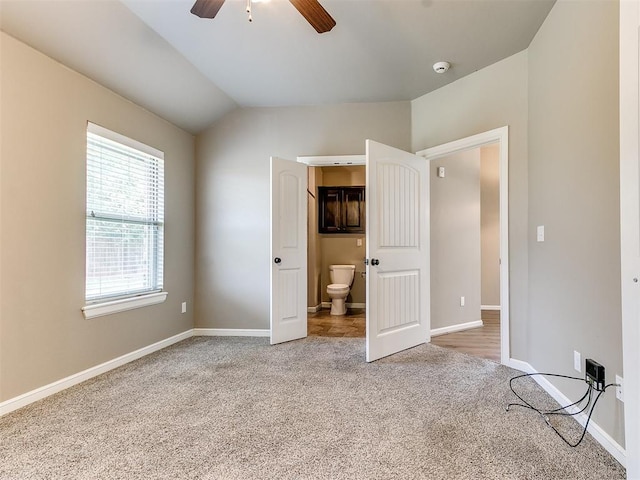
[586,358,605,391]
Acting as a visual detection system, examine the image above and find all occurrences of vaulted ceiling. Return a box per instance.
[0,0,555,134]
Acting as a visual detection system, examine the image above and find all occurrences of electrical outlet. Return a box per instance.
[574,351,581,373]
[615,375,624,402]
[460,296,465,307]
[181,302,187,314]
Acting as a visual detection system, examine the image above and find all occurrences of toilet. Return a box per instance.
[327,265,356,315]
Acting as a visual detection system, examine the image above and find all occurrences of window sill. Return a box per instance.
[82,292,168,320]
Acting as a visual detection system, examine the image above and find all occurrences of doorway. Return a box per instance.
[418,127,510,364]
[428,143,500,362]
[307,165,366,338]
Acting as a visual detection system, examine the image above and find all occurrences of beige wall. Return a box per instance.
[0,33,195,401]
[412,51,529,358]
[480,144,500,307]
[527,0,623,445]
[195,103,410,328]
[321,166,365,185]
[430,149,481,329]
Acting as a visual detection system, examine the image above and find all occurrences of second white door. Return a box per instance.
[365,140,430,362]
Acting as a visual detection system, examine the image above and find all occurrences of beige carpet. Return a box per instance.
[0,337,626,479]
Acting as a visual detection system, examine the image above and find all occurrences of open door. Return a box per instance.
[270,157,308,344]
[365,140,430,362]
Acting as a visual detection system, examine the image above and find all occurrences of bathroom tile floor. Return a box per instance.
[307,308,365,337]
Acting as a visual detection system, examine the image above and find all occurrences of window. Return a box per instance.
[85,123,164,306]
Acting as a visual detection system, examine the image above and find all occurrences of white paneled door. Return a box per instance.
[365,140,430,362]
[270,157,308,345]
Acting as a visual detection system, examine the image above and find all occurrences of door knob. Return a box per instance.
[371,258,380,266]
[274,257,282,264]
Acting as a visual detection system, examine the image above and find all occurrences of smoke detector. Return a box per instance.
[433,61,450,74]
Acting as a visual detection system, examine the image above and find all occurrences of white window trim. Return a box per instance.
[82,292,168,320]
[87,123,164,159]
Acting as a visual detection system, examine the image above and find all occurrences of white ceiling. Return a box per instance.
[0,0,554,134]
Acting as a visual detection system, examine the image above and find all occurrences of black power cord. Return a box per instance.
[506,372,618,447]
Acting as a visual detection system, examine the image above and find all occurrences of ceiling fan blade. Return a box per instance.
[191,0,225,19]
[289,0,336,34]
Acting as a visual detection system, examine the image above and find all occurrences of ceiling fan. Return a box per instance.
[190,0,336,34]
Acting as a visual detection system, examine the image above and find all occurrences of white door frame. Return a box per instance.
[416,126,510,365]
[620,0,639,476]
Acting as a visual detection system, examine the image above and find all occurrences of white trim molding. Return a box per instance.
[193,328,270,337]
[307,305,322,313]
[82,292,168,319]
[508,359,626,467]
[431,320,483,337]
[297,154,365,166]
[481,305,501,311]
[0,330,191,417]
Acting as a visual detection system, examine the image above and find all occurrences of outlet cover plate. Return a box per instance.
[574,351,581,373]
[615,375,624,402]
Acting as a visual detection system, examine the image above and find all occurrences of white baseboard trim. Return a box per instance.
[0,330,193,417]
[507,359,626,467]
[431,320,483,337]
[348,302,366,309]
[193,328,270,337]
[307,305,322,313]
[320,302,366,309]
[481,305,501,311]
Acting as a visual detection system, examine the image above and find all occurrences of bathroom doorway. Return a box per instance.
[306,165,366,338]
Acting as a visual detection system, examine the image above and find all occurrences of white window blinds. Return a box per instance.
[86,123,164,303]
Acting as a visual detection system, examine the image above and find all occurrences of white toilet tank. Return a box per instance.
[329,265,355,285]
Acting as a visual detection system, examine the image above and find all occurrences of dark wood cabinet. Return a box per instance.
[318,186,365,233]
